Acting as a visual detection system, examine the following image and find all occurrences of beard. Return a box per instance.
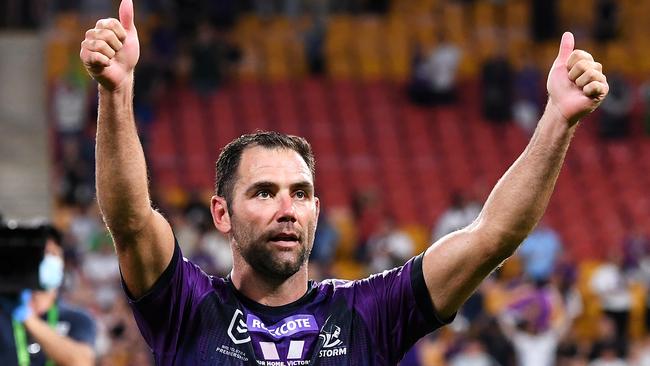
[231,216,316,281]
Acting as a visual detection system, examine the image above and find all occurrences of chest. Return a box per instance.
[183,296,376,365]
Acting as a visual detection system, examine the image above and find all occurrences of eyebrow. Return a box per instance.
[291,181,314,195]
[245,180,314,196]
[245,181,278,196]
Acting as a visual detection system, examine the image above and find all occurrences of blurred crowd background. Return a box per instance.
[2,0,650,365]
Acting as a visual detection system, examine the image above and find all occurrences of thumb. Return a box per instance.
[555,32,574,64]
[119,0,135,31]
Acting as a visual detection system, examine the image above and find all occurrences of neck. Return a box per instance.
[230,260,309,307]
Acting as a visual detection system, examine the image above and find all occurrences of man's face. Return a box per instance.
[228,146,319,280]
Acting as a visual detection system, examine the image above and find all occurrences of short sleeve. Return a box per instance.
[351,253,454,364]
[121,241,214,357]
[63,307,96,347]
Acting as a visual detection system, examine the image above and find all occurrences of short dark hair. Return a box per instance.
[215,131,316,207]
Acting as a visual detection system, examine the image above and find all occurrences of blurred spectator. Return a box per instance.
[184,191,213,233]
[304,16,327,75]
[0,224,97,365]
[366,216,414,272]
[448,337,501,366]
[530,0,558,42]
[590,253,632,355]
[52,64,89,137]
[0,0,45,28]
[190,22,241,95]
[133,47,163,141]
[57,137,95,206]
[407,33,461,106]
[622,227,650,273]
[68,202,102,251]
[513,51,543,133]
[497,286,575,366]
[189,235,221,275]
[594,0,620,42]
[82,231,120,310]
[253,0,303,18]
[590,342,629,366]
[432,191,481,242]
[629,336,650,366]
[351,188,384,258]
[518,222,563,283]
[197,226,232,277]
[590,316,628,362]
[310,211,339,272]
[481,46,513,123]
[598,74,632,139]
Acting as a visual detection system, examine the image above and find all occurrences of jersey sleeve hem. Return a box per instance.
[411,253,456,326]
[121,240,181,304]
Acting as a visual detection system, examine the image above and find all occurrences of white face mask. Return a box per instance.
[39,254,64,290]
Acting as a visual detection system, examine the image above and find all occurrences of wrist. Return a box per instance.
[98,73,134,95]
[545,98,580,127]
[540,101,578,140]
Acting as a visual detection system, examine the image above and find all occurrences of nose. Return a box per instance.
[277,193,297,223]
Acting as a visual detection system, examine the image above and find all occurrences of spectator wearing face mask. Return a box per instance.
[0,224,97,366]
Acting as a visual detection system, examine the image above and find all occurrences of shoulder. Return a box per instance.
[315,257,416,297]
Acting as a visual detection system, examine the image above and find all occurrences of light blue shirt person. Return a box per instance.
[518,224,562,282]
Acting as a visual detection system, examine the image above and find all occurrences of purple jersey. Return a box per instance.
[123,243,452,365]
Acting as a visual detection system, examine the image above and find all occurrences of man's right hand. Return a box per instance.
[80,0,139,92]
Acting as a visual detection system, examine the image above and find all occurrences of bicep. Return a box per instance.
[422,225,514,319]
[115,209,175,298]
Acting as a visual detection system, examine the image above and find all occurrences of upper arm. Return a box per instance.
[422,224,517,319]
[113,209,175,298]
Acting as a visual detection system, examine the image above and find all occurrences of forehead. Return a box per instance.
[45,239,63,257]
[235,146,313,186]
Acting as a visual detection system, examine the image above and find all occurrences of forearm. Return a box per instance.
[476,102,576,252]
[24,317,94,366]
[96,76,152,236]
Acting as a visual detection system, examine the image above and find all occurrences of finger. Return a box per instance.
[583,81,609,98]
[119,0,135,31]
[95,18,127,42]
[555,31,574,64]
[575,69,607,88]
[85,28,123,52]
[567,50,595,70]
[80,48,111,68]
[568,60,600,81]
[81,39,116,59]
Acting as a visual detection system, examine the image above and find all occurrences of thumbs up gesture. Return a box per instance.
[80,0,139,92]
[547,32,609,126]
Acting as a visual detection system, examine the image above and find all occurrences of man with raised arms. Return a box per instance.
[80,1,608,364]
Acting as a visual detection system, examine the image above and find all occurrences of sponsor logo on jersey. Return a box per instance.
[247,314,318,339]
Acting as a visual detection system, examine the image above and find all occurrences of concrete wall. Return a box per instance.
[0,33,50,220]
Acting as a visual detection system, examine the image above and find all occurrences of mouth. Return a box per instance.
[268,232,300,248]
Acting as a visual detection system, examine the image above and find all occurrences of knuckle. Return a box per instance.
[577,59,588,70]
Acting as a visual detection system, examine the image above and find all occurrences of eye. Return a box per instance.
[295,190,307,200]
[256,190,272,199]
